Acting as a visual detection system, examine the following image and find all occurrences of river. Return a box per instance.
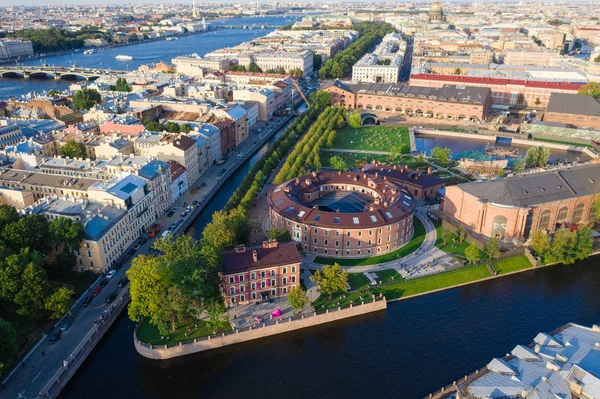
[0,16,299,99]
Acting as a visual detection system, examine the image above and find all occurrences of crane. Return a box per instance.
[290,78,310,106]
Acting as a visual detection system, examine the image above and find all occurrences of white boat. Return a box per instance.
[166,37,179,41]
[115,55,133,61]
[83,49,96,55]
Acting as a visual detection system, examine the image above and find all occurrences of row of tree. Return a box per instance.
[143,120,193,134]
[274,106,346,183]
[9,27,105,53]
[530,226,594,265]
[0,206,85,372]
[319,22,396,80]
[225,102,324,211]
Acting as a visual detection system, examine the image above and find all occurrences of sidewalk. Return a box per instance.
[302,209,460,279]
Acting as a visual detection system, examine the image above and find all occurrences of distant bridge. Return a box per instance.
[217,25,279,30]
[0,66,126,81]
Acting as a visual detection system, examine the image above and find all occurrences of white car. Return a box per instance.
[106,270,116,279]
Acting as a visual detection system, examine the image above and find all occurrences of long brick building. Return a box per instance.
[544,92,600,130]
[443,164,600,243]
[409,73,583,109]
[321,80,492,122]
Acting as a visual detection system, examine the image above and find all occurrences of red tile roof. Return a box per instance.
[410,73,584,91]
[167,161,186,181]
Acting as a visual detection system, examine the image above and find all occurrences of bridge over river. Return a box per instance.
[0,66,126,81]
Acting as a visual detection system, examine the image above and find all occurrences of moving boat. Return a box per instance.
[83,49,96,55]
[115,55,133,61]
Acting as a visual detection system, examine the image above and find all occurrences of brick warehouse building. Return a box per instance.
[443,164,600,243]
[321,80,492,122]
[268,170,417,259]
[221,241,301,306]
[544,92,600,130]
[410,73,583,109]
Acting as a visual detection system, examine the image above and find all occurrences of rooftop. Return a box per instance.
[546,93,600,117]
[222,242,301,275]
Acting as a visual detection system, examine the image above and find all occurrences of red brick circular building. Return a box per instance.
[268,171,416,259]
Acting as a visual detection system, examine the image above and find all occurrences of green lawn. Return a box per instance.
[313,217,426,266]
[137,317,232,346]
[434,224,476,258]
[372,265,491,300]
[333,126,410,152]
[347,273,369,289]
[371,269,401,284]
[493,255,533,275]
[532,137,594,149]
[312,288,376,311]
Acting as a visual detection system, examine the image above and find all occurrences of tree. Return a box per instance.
[49,217,84,251]
[127,255,166,326]
[72,88,102,111]
[530,230,551,256]
[389,145,402,161]
[534,98,541,106]
[441,228,453,247]
[310,263,348,300]
[206,300,229,332]
[144,120,164,132]
[248,62,262,73]
[0,204,19,232]
[113,77,130,92]
[546,229,577,265]
[164,121,181,133]
[431,147,452,166]
[465,243,481,264]
[593,198,600,221]
[457,225,467,243]
[14,263,48,318]
[595,54,600,63]
[312,91,331,109]
[330,155,347,171]
[513,158,525,173]
[59,139,87,159]
[2,215,51,254]
[180,123,192,133]
[0,318,17,371]
[454,67,461,75]
[201,206,252,252]
[484,237,500,260]
[48,89,62,98]
[45,286,74,319]
[287,286,308,313]
[573,224,593,261]
[347,110,362,129]
[153,286,189,333]
[265,228,292,242]
[524,146,551,168]
[578,82,600,98]
[399,143,411,155]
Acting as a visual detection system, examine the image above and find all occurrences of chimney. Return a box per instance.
[295,177,300,184]
[375,172,378,177]
[427,167,433,175]
[263,240,278,248]
[252,249,258,262]
[235,244,246,253]
[311,171,317,177]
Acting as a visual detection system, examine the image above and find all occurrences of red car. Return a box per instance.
[91,286,102,297]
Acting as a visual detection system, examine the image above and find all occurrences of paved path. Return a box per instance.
[302,209,460,279]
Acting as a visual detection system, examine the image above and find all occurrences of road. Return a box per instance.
[399,36,413,82]
[0,114,294,399]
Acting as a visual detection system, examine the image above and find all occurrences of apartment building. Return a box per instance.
[172,55,230,76]
[0,40,34,59]
[221,241,301,306]
[232,88,275,121]
[499,49,560,66]
[138,159,172,218]
[212,105,249,147]
[249,51,314,75]
[135,133,200,186]
[168,161,188,202]
[352,54,402,84]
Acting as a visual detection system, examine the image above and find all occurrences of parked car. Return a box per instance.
[60,317,74,331]
[82,295,93,307]
[118,277,129,288]
[161,230,172,239]
[192,200,199,206]
[134,243,142,251]
[99,278,109,288]
[217,168,227,177]
[180,210,188,218]
[167,210,175,217]
[91,287,102,297]
[106,292,117,303]
[182,201,187,207]
[49,331,62,344]
[106,270,116,279]
[147,223,161,238]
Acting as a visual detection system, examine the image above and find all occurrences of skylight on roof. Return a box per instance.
[297,211,305,218]
[314,215,321,221]
[334,217,340,224]
[402,201,410,207]
[353,217,359,224]
[286,207,294,213]
[370,215,377,222]
[385,211,393,218]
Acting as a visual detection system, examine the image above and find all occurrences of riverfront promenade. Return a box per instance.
[0,115,294,399]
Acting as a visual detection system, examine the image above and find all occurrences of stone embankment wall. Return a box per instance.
[135,298,387,360]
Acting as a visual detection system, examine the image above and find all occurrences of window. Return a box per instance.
[324,239,328,245]
[271,279,276,286]
[573,203,585,223]
[240,295,245,302]
[283,277,287,285]
[261,281,266,288]
[229,277,234,284]
[271,289,276,296]
[270,270,275,277]
[557,206,568,222]
[335,240,339,247]
[240,285,245,292]
[261,271,266,278]
[291,266,296,273]
[252,292,256,299]
[239,275,244,282]
[346,241,350,247]
[251,272,256,280]
[314,238,318,244]
[539,210,551,230]
[282,267,287,274]
[230,287,235,295]
[251,282,256,290]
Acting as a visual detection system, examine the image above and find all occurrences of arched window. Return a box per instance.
[365,104,373,110]
[539,210,551,230]
[573,203,584,224]
[557,206,568,222]
[491,215,507,239]
[375,105,382,110]
[395,107,402,112]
